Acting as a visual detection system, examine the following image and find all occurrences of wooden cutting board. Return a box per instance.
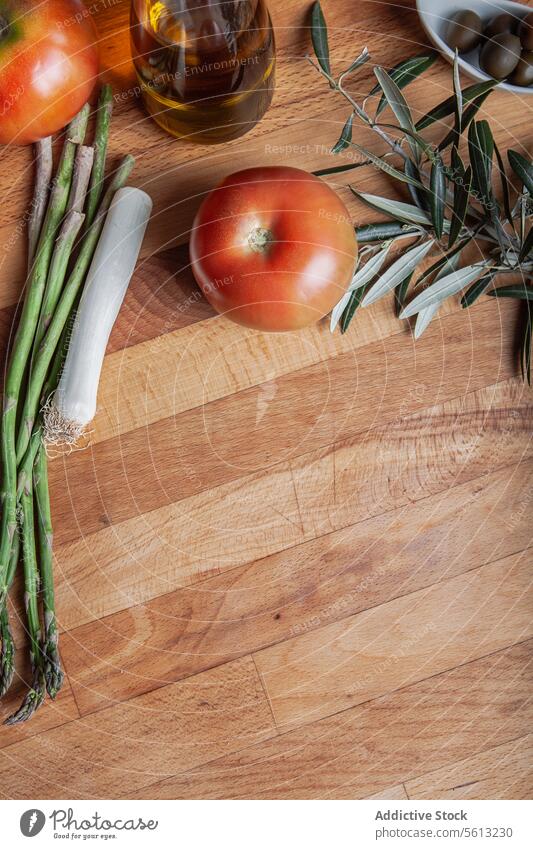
[0,0,531,800]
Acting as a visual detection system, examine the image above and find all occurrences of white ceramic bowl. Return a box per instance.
[416,0,533,95]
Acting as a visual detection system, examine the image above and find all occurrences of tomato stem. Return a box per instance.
[248,227,273,253]
[0,14,9,40]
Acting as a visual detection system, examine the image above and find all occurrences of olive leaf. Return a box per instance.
[342,48,370,77]
[452,51,463,142]
[374,66,426,161]
[448,165,472,249]
[347,241,394,290]
[395,272,413,316]
[416,79,497,131]
[330,290,353,331]
[355,221,421,243]
[468,120,494,210]
[374,67,418,160]
[362,239,435,306]
[487,284,533,301]
[371,54,436,117]
[416,237,469,290]
[330,242,394,330]
[351,190,432,226]
[313,162,364,177]
[405,158,429,212]
[521,303,532,385]
[340,284,368,333]
[400,264,486,318]
[519,227,533,263]
[451,145,466,178]
[412,250,464,337]
[508,150,533,196]
[461,271,496,308]
[311,1,331,77]
[438,91,493,152]
[429,154,446,239]
[414,302,440,339]
[332,113,354,154]
[349,143,425,188]
[494,143,515,232]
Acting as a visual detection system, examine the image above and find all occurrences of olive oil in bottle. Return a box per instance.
[130,0,276,143]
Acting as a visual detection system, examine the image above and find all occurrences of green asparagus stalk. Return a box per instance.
[4,480,46,725]
[1,133,56,701]
[20,145,95,454]
[85,85,113,227]
[34,444,63,699]
[0,105,89,608]
[66,144,95,216]
[0,534,20,697]
[27,138,53,270]
[14,155,136,467]
[32,145,94,346]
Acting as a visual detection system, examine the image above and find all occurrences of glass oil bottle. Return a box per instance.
[130,0,276,143]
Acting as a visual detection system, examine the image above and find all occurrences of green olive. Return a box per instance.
[479,32,522,79]
[446,10,483,53]
[518,12,533,52]
[484,13,515,39]
[508,50,533,87]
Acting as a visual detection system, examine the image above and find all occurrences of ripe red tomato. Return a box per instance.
[0,0,99,145]
[190,166,357,332]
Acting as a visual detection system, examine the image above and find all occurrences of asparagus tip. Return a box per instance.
[3,669,46,725]
[0,634,15,698]
[43,640,64,699]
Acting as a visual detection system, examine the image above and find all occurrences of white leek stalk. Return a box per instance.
[45,186,152,444]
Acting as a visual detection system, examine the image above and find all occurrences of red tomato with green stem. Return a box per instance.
[190,166,358,332]
[0,0,99,145]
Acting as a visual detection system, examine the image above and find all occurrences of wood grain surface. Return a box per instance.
[0,0,531,800]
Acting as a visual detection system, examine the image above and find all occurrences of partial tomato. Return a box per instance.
[0,0,99,145]
[190,166,357,332]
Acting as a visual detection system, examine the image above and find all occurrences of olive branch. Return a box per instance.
[309,1,533,382]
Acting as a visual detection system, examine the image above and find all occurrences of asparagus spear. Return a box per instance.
[0,105,89,608]
[34,443,63,699]
[85,85,113,227]
[4,479,46,725]
[0,134,54,699]
[0,534,20,697]
[32,145,95,346]
[15,425,61,698]
[27,138,53,270]
[66,144,96,217]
